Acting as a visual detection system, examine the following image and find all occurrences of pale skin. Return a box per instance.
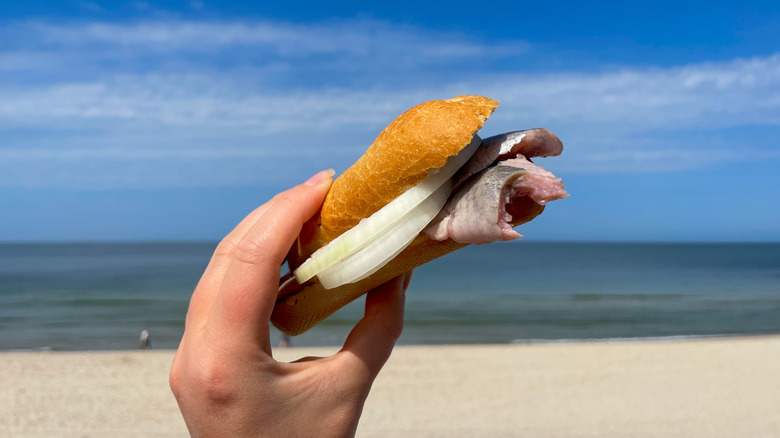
[170,169,412,438]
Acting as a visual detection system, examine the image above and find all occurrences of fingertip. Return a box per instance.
[294,168,334,217]
[304,168,335,187]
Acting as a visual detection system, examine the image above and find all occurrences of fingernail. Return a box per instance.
[304,169,335,186]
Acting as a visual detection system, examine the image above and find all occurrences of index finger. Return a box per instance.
[206,170,334,350]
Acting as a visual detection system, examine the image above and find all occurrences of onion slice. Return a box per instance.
[293,135,482,285]
[317,180,452,289]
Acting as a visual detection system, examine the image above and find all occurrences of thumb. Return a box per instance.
[206,168,335,349]
[338,271,412,381]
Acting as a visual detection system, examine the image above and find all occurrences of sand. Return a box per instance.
[1,336,779,437]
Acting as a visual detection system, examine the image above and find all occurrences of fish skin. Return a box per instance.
[454,128,564,187]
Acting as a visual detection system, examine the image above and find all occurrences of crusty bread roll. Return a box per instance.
[272,95,542,335]
[291,95,499,265]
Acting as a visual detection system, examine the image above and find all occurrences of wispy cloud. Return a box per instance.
[3,53,779,130]
[7,19,527,63]
[481,54,780,130]
[0,18,778,189]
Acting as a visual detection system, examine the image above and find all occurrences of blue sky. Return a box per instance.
[1,1,779,242]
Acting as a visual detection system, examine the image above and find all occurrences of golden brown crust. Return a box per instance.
[319,95,498,243]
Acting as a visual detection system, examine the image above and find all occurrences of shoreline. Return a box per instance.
[4,331,779,353]
[2,335,779,437]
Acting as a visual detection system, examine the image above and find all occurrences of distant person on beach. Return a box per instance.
[170,170,411,437]
[139,328,151,350]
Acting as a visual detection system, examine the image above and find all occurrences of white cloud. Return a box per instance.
[17,19,527,60]
[2,53,778,133]
[478,53,780,131]
[0,18,778,189]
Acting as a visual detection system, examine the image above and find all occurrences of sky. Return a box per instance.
[1,0,779,242]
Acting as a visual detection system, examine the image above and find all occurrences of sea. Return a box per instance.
[1,242,779,351]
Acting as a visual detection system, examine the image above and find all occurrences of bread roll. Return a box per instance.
[272,95,539,335]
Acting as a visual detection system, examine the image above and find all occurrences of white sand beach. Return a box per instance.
[1,336,779,437]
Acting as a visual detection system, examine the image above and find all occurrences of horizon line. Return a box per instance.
[1,239,778,245]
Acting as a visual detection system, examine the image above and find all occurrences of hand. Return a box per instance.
[170,169,412,438]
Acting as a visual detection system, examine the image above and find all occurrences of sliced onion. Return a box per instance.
[317,179,452,289]
[293,135,481,284]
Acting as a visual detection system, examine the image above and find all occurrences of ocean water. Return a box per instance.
[0,242,778,351]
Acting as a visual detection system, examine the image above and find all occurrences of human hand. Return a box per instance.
[169,169,412,438]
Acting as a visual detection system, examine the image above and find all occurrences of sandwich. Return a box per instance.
[272,95,568,335]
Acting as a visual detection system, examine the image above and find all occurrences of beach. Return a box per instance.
[2,336,779,437]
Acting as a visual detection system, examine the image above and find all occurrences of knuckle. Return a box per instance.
[273,191,297,209]
[381,317,404,342]
[271,191,304,222]
[212,238,237,260]
[232,236,266,266]
[367,304,405,342]
[169,364,183,399]
[195,354,237,405]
